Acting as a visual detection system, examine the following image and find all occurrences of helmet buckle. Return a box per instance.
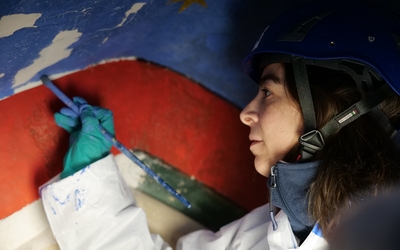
[300,130,325,160]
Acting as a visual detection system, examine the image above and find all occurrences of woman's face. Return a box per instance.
[240,63,304,176]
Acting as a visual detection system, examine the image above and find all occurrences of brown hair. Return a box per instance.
[283,63,400,235]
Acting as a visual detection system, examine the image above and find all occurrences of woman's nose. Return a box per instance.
[240,99,258,126]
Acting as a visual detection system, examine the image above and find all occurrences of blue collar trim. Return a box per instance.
[268,160,319,233]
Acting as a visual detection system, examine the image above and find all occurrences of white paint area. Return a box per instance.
[0,73,4,78]
[115,151,147,189]
[12,57,136,99]
[0,13,42,38]
[13,69,79,96]
[0,199,58,250]
[94,56,137,66]
[12,30,82,88]
[116,3,146,28]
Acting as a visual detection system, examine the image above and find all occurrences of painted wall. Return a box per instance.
[3,0,398,248]
[0,60,270,218]
[0,58,267,249]
[0,0,282,106]
[1,0,312,223]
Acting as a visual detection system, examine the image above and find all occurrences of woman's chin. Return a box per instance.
[254,161,272,177]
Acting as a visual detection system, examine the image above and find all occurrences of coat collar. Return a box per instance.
[267,160,319,234]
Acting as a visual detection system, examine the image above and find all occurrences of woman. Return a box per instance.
[41,1,400,249]
[239,0,400,240]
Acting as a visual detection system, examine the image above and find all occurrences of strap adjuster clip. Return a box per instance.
[299,130,325,159]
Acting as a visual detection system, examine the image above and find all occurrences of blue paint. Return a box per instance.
[74,189,83,210]
[80,167,86,174]
[52,193,70,205]
[42,76,191,208]
[0,0,292,107]
[51,206,57,215]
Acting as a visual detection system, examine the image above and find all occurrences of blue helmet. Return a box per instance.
[243,1,400,95]
[243,1,400,160]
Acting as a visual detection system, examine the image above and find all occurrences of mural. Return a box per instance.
[0,59,266,218]
[1,0,310,221]
[0,0,286,106]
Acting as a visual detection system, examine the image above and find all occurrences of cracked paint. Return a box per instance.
[13,30,82,88]
[0,13,42,38]
[116,2,146,28]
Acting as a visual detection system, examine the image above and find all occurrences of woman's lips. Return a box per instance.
[250,140,262,147]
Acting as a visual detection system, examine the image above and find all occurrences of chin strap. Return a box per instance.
[291,56,396,161]
[292,56,316,133]
[291,56,319,160]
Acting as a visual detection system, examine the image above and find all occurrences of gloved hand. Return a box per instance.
[54,97,115,179]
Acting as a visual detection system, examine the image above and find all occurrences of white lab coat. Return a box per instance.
[40,154,329,250]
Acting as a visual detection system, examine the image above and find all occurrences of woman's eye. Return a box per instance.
[261,89,271,99]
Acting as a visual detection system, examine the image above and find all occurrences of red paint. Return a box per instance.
[0,60,268,219]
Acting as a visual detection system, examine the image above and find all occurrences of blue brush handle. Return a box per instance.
[41,75,191,208]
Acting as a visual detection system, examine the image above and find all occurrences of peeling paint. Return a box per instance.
[13,80,43,94]
[95,56,137,66]
[13,69,79,95]
[0,0,265,107]
[13,30,82,88]
[116,3,146,28]
[0,13,42,38]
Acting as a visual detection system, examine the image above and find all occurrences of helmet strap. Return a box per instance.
[319,84,395,139]
[291,56,395,161]
[291,56,318,160]
[300,83,395,161]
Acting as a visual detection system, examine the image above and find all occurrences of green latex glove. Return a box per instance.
[54,97,115,179]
